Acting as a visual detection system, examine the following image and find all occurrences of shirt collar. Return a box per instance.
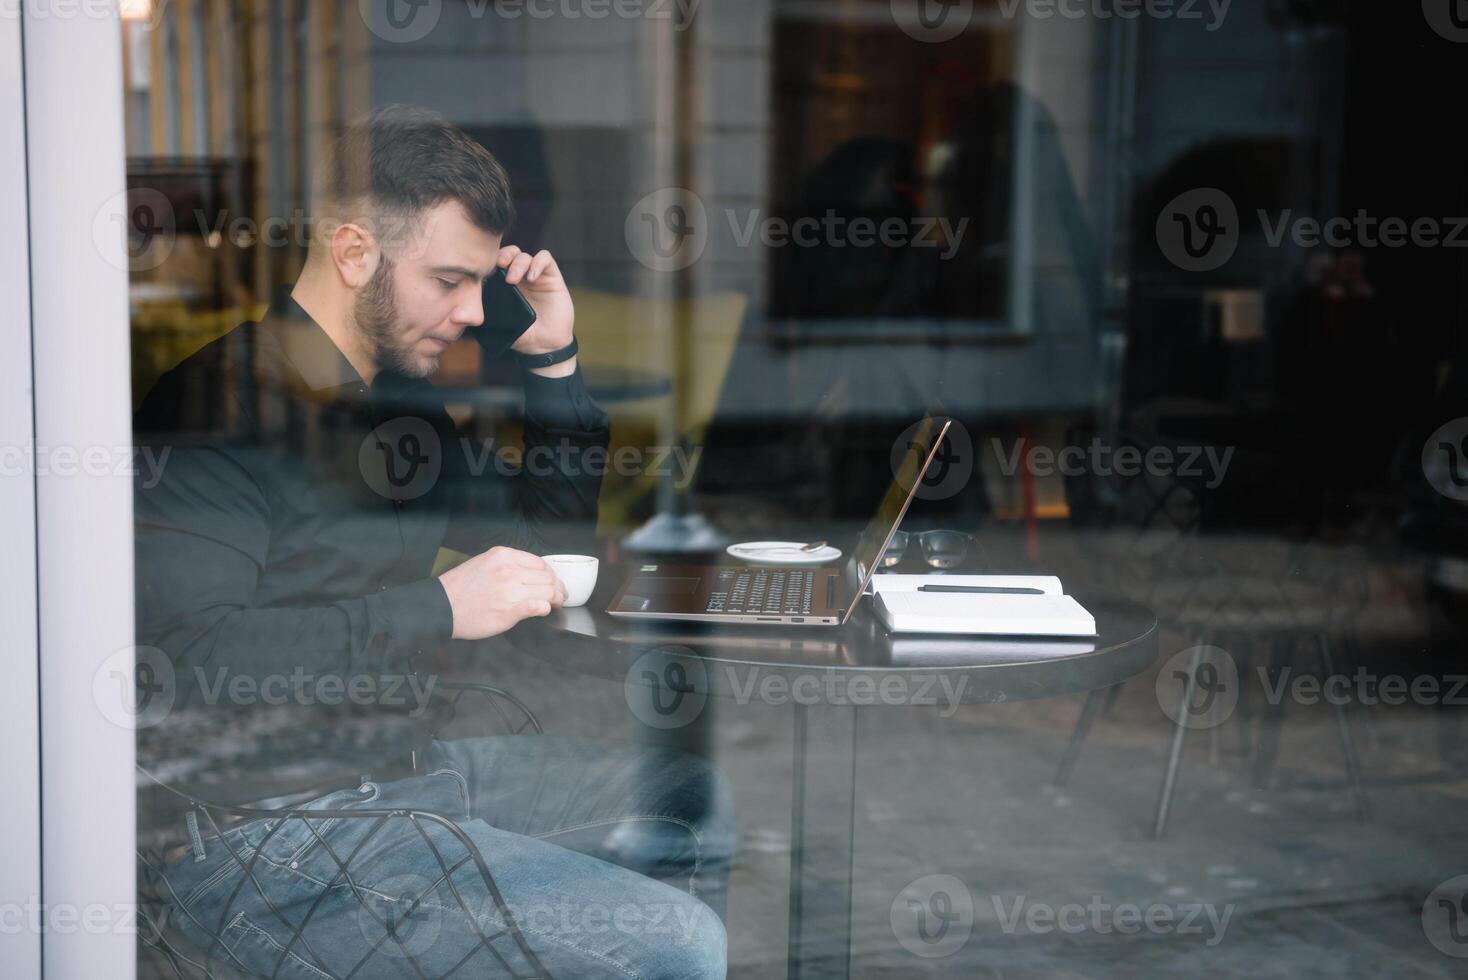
[265,289,366,393]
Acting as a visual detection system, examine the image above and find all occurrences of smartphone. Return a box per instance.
[473,266,538,357]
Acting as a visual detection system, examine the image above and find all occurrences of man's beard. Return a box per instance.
[354,254,431,379]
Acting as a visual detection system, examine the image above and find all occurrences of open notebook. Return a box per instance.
[871,575,1097,637]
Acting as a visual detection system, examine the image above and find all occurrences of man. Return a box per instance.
[135,105,730,979]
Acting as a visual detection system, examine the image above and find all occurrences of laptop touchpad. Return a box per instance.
[617,576,700,611]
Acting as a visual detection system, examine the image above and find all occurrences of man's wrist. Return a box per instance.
[530,355,577,379]
[514,336,578,374]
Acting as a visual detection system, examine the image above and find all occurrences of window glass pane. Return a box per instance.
[117,3,1468,977]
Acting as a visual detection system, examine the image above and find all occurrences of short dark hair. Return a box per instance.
[317,104,514,247]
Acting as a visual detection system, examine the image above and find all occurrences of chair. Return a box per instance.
[137,682,552,980]
[1057,421,1372,837]
[571,288,749,539]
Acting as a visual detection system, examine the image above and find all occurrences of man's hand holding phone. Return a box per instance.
[496,245,577,378]
[438,546,568,640]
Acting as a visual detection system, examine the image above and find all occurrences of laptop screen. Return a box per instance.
[838,417,952,620]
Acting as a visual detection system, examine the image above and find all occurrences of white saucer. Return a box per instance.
[727,541,843,565]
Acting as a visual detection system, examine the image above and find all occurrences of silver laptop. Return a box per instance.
[606,418,953,626]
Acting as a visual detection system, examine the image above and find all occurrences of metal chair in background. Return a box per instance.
[1057,422,1373,837]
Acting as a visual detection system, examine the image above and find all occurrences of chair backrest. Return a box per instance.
[572,288,748,432]
[571,288,749,529]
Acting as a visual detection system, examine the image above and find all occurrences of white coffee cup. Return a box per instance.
[543,554,599,608]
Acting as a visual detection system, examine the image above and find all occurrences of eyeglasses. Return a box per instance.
[880,529,976,570]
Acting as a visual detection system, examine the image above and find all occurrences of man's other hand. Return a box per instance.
[438,546,568,640]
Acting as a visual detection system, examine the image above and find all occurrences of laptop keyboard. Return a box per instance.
[706,569,815,616]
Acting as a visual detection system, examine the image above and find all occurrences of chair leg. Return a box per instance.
[1318,635,1370,820]
[1251,637,1293,790]
[1053,686,1110,787]
[1153,645,1202,840]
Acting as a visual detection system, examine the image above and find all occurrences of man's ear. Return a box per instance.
[327,220,379,289]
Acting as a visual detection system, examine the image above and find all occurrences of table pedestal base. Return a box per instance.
[788,703,858,979]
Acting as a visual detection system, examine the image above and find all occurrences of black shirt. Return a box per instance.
[133,297,608,773]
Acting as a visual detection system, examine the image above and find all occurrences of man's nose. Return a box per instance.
[453,285,485,327]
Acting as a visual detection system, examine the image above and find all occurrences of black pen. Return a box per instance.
[916,585,1047,595]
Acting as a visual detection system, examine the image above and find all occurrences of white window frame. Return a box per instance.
[6,5,137,978]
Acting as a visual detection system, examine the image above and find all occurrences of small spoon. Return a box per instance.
[745,540,828,554]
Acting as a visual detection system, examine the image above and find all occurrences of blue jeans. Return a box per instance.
[159,737,734,979]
